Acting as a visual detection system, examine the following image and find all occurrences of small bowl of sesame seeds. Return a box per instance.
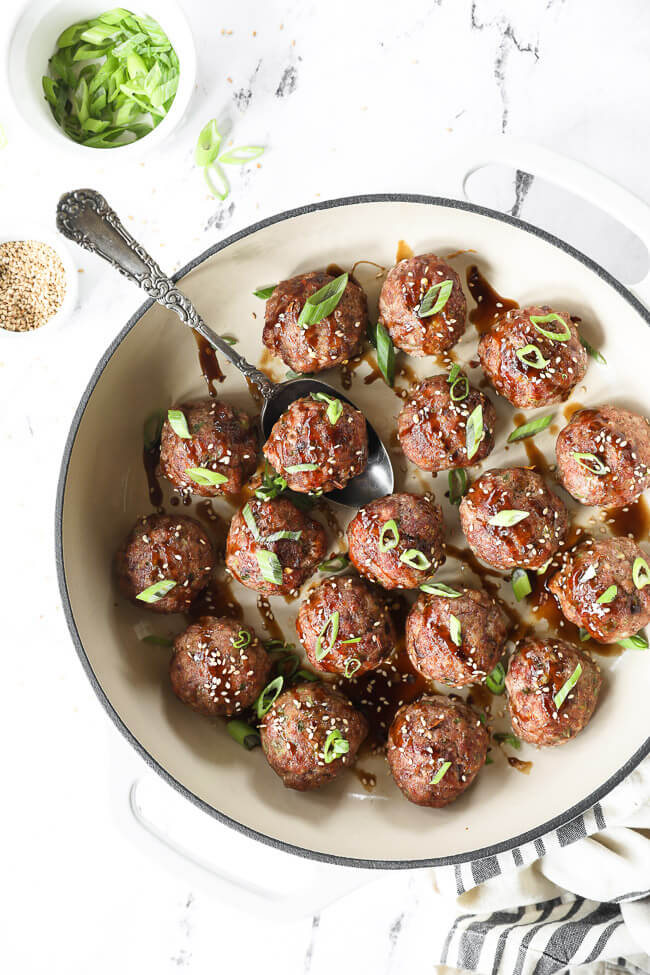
[0,228,78,340]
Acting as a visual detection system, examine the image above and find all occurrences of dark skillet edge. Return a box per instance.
[54,191,650,871]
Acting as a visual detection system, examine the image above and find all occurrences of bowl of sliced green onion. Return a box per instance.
[6,0,196,153]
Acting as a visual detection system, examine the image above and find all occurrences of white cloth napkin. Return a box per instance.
[430,754,650,975]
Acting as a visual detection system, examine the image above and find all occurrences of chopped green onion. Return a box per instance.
[579,627,591,641]
[485,754,494,765]
[256,550,283,585]
[319,554,349,573]
[399,549,431,570]
[316,611,340,660]
[572,452,608,476]
[231,629,251,649]
[530,312,571,342]
[204,162,230,200]
[466,404,483,460]
[418,280,453,317]
[143,409,165,451]
[516,344,549,369]
[227,719,260,750]
[219,145,265,164]
[553,663,582,710]
[507,414,553,443]
[633,557,650,590]
[136,579,176,603]
[379,519,400,552]
[341,637,362,645]
[618,632,649,650]
[311,392,343,425]
[449,373,469,402]
[296,668,319,682]
[167,409,191,439]
[285,369,314,379]
[537,558,553,575]
[375,321,395,387]
[511,568,532,602]
[254,284,276,300]
[493,732,520,749]
[486,662,506,695]
[185,467,229,487]
[596,585,617,605]
[141,634,173,647]
[579,335,607,365]
[420,582,462,597]
[298,272,348,327]
[255,675,284,717]
[323,729,349,764]
[284,463,320,474]
[194,118,221,166]
[255,468,287,501]
[447,364,460,384]
[344,658,361,678]
[449,614,462,646]
[220,334,238,345]
[242,503,260,540]
[488,509,530,527]
[448,468,469,506]
[430,760,452,784]
[266,530,302,542]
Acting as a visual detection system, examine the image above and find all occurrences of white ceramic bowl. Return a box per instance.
[4,0,196,157]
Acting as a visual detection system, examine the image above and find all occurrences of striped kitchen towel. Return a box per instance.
[431,753,650,975]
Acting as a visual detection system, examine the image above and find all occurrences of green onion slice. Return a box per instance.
[298,272,348,326]
[231,629,251,649]
[344,658,361,678]
[511,568,532,602]
[449,614,462,646]
[341,637,361,645]
[508,414,553,443]
[419,280,453,317]
[219,145,265,165]
[486,662,506,695]
[167,409,191,439]
[430,760,452,784]
[194,118,221,166]
[447,363,460,384]
[242,503,260,540]
[226,719,260,750]
[143,409,165,451]
[448,468,469,506]
[596,585,617,605]
[618,632,649,650]
[266,530,302,543]
[488,509,530,527]
[311,392,343,425]
[449,373,469,402]
[323,729,349,764]
[316,611,340,660]
[141,634,173,647]
[255,675,284,717]
[493,732,520,749]
[254,284,276,300]
[319,554,350,573]
[572,452,608,476]
[379,519,400,552]
[516,344,550,369]
[579,627,591,642]
[420,582,462,597]
[553,663,582,710]
[136,579,176,603]
[297,668,319,682]
[530,312,571,342]
[466,404,484,460]
[375,321,395,387]
[256,550,283,585]
[185,467,229,487]
[255,469,288,501]
[633,557,650,590]
[204,162,230,200]
[399,549,431,571]
[579,335,607,365]
[284,463,320,473]
[220,334,238,345]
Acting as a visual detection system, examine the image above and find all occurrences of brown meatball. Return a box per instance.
[260,682,368,790]
[406,587,508,686]
[296,575,396,676]
[556,406,650,508]
[347,492,446,590]
[225,496,327,597]
[379,254,466,356]
[548,536,650,643]
[387,695,488,807]
[159,398,258,497]
[262,271,367,374]
[397,374,496,471]
[506,637,601,747]
[169,617,271,717]
[114,514,214,613]
[478,304,588,408]
[263,395,368,494]
[459,467,568,570]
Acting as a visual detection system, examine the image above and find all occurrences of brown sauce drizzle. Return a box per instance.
[256,596,286,643]
[508,757,533,775]
[466,265,518,336]
[142,445,163,510]
[314,499,345,539]
[563,401,585,422]
[194,500,229,553]
[194,333,225,396]
[603,495,650,542]
[326,262,346,278]
[352,767,378,792]
[188,575,244,621]
[349,259,386,280]
[395,240,414,262]
[446,248,477,260]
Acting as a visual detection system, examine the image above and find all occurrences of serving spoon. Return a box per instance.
[56,189,394,507]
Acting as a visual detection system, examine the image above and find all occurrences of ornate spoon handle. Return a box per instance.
[56,188,275,397]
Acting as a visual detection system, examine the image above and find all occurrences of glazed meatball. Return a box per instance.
[478,304,588,408]
[387,695,488,807]
[397,373,496,471]
[225,495,327,597]
[379,254,466,356]
[263,395,368,494]
[114,514,214,613]
[262,271,367,374]
[296,575,396,676]
[556,406,650,508]
[169,617,271,717]
[347,492,446,590]
[260,682,368,790]
[548,536,650,643]
[406,587,508,686]
[459,467,568,571]
[159,398,258,497]
[506,637,601,747]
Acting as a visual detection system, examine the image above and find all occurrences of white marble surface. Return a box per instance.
[2,1,650,972]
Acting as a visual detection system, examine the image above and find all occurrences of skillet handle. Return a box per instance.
[460,139,650,307]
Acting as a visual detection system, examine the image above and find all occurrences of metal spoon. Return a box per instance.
[56,189,394,507]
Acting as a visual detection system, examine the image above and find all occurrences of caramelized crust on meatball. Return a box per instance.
[478,304,588,408]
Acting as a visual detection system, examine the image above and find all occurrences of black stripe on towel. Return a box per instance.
[471,856,501,886]
[457,909,523,972]
[581,918,625,965]
[529,901,618,975]
[440,913,474,965]
[489,907,528,975]
[556,816,587,847]
[512,898,583,975]
[512,848,524,867]
[593,802,606,831]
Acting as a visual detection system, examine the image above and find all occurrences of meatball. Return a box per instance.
[169,617,271,717]
[263,395,368,494]
[478,304,588,408]
[459,467,568,570]
[506,637,601,747]
[397,373,496,471]
[159,398,258,497]
[296,575,396,676]
[387,695,488,807]
[548,536,650,643]
[347,492,446,590]
[114,514,214,613]
[406,587,508,686]
[379,254,466,356]
[556,406,650,508]
[225,495,327,597]
[262,270,367,374]
[260,682,368,790]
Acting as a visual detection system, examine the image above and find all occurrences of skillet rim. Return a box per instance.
[55,191,650,870]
